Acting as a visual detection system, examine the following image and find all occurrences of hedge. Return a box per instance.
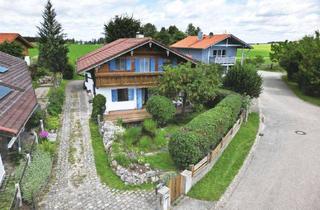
[146,95,175,126]
[169,94,242,169]
[91,94,106,121]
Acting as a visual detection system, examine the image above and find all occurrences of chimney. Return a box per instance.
[136,33,144,38]
[209,32,214,37]
[197,31,203,40]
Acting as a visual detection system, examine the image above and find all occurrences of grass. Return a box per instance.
[237,44,271,63]
[145,152,176,171]
[188,112,260,201]
[282,76,320,107]
[89,120,153,190]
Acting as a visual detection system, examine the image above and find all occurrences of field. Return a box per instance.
[29,43,102,67]
[237,43,271,63]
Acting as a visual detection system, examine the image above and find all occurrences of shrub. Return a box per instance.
[15,149,52,203]
[142,119,157,137]
[205,89,235,108]
[114,153,131,167]
[62,64,74,80]
[223,64,262,98]
[138,136,153,151]
[169,94,242,169]
[154,130,167,148]
[39,141,57,157]
[123,127,142,145]
[26,108,45,129]
[146,95,175,126]
[45,115,60,131]
[91,94,106,121]
[47,85,65,116]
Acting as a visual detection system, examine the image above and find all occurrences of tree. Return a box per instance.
[104,14,141,43]
[155,27,171,45]
[37,0,69,82]
[142,23,157,37]
[168,25,186,44]
[158,62,222,114]
[0,41,24,58]
[186,23,201,36]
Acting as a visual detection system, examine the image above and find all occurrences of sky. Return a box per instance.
[0,0,319,43]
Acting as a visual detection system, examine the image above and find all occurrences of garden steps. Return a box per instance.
[105,109,151,123]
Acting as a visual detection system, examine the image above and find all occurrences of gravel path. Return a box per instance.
[40,81,156,210]
[218,71,320,210]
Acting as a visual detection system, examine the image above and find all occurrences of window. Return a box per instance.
[135,57,155,72]
[109,57,131,71]
[0,66,8,73]
[213,49,226,57]
[0,85,12,100]
[116,58,126,70]
[140,58,150,72]
[213,50,218,56]
[222,49,226,56]
[111,88,134,102]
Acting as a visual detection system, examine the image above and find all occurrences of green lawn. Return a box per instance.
[145,152,176,171]
[237,43,271,63]
[188,112,260,201]
[282,76,320,107]
[89,120,153,190]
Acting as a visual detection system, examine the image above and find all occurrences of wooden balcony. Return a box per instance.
[95,72,161,87]
[105,109,151,123]
[209,56,236,65]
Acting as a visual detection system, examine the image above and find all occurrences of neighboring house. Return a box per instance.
[171,32,251,69]
[0,52,38,185]
[76,37,195,121]
[0,33,33,65]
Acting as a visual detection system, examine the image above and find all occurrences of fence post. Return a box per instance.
[189,164,194,177]
[180,170,192,194]
[26,153,31,165]
[15,183,23,207]
[156,186,170,210]
[33,131,39,144]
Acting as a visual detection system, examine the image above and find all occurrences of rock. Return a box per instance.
[111,160,117,168]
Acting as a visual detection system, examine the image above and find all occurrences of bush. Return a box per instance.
[26,108,45,129]
[138,135,153,151]
[154,130,167,148]
[204,89,235,108]
[169,94,242,169]
[223,64,262,98]
[39,141,57,157]
[91,94,106,121]
[114,153,131,167]
[142,119,157,137]
[45,115,60,131]
[47,85,65,116]
[123,127,142,145]
[146,95,175,126]
[15,149,52,203]
[62,64,74,80]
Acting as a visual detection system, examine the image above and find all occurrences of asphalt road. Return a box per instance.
[220,71,320,210]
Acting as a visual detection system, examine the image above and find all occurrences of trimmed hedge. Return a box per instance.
[146,95,175,126]
[169,94,242,169]
[91,94,106,121]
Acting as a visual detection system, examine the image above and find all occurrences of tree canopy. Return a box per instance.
[186,23,201,36]
[104,14,141,43]
[37,0,69,78]
[0,41,24,58]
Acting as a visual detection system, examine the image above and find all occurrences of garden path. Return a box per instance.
[39,81,156,210]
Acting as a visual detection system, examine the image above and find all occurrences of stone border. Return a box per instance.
[213,98,265,209]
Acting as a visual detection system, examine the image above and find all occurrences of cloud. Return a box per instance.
[0,0,319,43]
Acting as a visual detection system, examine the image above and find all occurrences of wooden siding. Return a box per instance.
[95,72,161,87]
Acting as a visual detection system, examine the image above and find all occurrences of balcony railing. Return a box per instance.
[95,72,161,87]
[209,56,236,65]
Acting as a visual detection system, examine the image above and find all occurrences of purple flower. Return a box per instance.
[39,130,49,139]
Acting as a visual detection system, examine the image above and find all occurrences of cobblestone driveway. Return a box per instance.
[40,81,156,210]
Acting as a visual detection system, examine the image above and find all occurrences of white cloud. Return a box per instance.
[0,0,319,43]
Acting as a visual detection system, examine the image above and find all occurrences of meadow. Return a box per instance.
[236,43,271,63]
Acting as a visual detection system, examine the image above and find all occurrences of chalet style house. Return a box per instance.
[0,52,38,184]
[0,33,33,65]
[171,32,251,69]
[77,37,196,121]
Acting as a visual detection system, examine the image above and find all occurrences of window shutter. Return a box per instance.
[109,60,116,71]
[128,88,134,100]
[126,58,131,71]
[135,58,140,72]
[111,89,118,102]
[158,58,164,72]
[150,57,155,72]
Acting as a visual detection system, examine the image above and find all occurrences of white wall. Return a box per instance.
[95,87,138,113]
[84,72,94,93]
[0,154,5,185]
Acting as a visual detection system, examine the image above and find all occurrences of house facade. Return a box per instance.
[77,37,195,117]
[171,32,251,69]
[0,52,38,184]
[0,33,33,65]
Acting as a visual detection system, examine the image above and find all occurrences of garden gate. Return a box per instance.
[168,174,183,204]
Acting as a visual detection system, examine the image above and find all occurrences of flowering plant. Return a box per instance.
[39,130,49,139]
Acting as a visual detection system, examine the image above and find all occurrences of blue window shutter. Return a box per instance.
[126,58,131,71]
[111,89,118,102]
[109,60,116,71]
[150,57,155,72]
[135,58,140,72]
[136,89,142,109]
[128,88,134,100]
[158,58,164,72]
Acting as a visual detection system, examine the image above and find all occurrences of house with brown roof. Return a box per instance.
[0,52,38,184]
[171,32,251,69]
[0,33,33,65]
[77,36,196,122]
